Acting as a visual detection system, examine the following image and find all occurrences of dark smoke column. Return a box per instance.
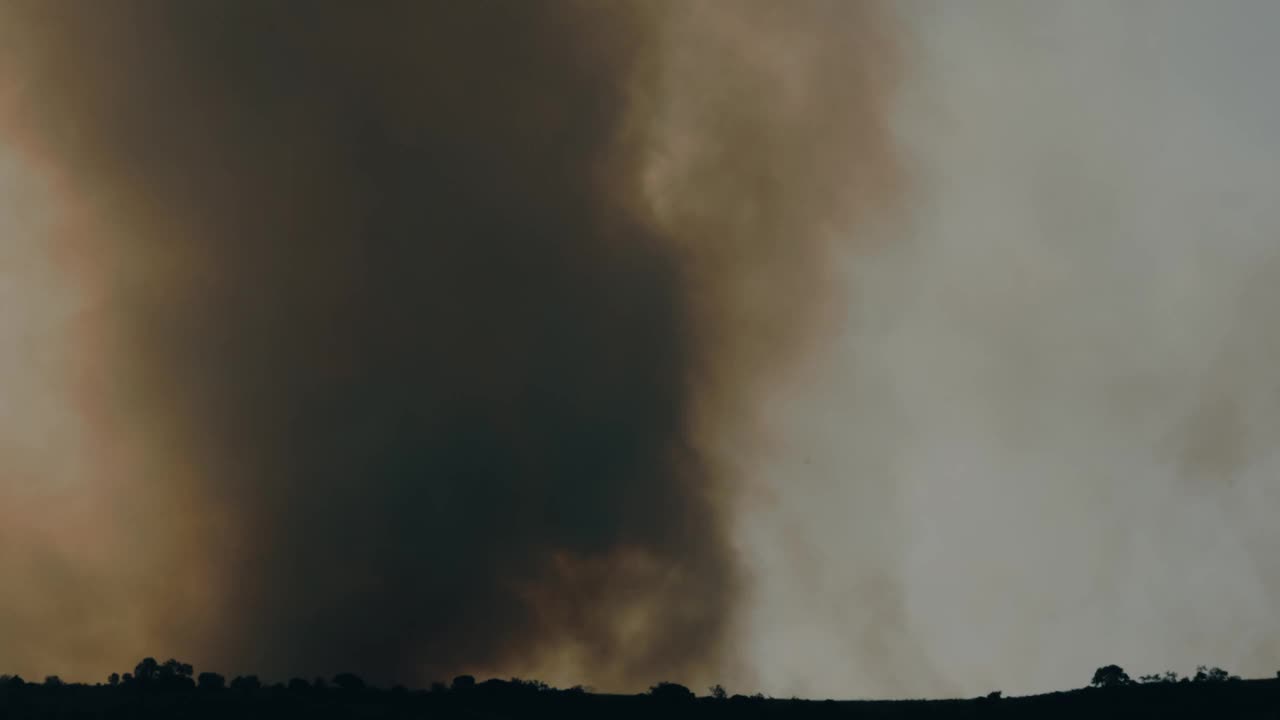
[0,0,896,689]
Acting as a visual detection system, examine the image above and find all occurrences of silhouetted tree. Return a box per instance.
[230,675,261,692]
[509,677,550,693]
[154,659,195,689]
[107,673,120,687]
[43,676,63,688]
[451,675,476,691]
[986,691,1002,700]
[134,658,160,684]
[649,682,695,702]
[332,673,365,691]
[1194,666,1231,683]
[160,659,193,681]
[197,672,225,691]
[709,683,727,700]
[5,675,24,688]
[1091,665,1132,688]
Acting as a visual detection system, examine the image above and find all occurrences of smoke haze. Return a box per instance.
[5,0,1278,701]
[0,0,895,691]
[742,0,1280,699]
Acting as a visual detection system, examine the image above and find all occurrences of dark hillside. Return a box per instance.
[3,662,1278,719]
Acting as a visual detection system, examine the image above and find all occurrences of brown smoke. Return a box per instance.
[0,1,896,689]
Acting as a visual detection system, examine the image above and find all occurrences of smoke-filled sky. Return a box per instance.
[1,0,1279,700]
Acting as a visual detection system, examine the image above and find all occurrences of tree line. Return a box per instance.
[0,658,719,700]
[2,657,1276,701]
[1090,664,1245,688]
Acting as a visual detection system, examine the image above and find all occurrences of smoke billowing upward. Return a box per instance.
[0,1,896,689]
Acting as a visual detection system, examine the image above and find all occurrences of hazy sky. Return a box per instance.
[743,0,1280,698]
[2,0,1279,700]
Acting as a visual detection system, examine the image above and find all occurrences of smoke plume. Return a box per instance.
[0,1,896,688]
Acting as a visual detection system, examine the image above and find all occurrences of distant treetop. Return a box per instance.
[1091,665,1133,688]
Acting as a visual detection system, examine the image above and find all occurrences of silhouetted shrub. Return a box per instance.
[43,676,63,687]
[230,675,261,692]
[1194,666,1231,683]
[332,673,365,691]
[107,673,120,687]
[649,682,695,702]
[709,683,727,700]
[509,677,550,693]
[1091,665,1132,688]
[986,691,1002,700]
[197,672,225,691]
[451,675,476,691]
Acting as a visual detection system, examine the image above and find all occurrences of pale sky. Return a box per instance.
[742,0,1280,698]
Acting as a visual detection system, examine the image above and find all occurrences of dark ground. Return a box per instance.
[2,673,1278,719]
